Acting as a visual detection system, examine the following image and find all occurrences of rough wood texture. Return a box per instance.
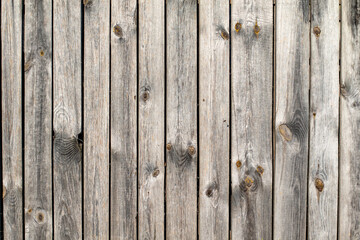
[53,0,82,239]
[199,0,229,239]
[339,1,360,238]
[308,0,339,239]
[24,0,53,238]
[231,1,273,239]
[110,0,137,239]
[138,0,165,237]
[166,0,197,239]
[1,1,23,239]
[274,1,310,239]
[84,0,110,238]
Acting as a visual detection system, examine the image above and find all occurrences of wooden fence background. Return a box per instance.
[1,0,359,239]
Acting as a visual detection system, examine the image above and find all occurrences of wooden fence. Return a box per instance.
[1,0,359,239]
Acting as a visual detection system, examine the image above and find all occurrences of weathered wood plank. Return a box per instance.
[24,0,53,238]
[230,1,273,239]
[84,0,110,239]
[199,0,229,239]
[110,0,137,239]
[1,0,23,239]
[166,0,197,239]
[53,0,82,238]
[274,1,310,239]
[138,0,165,237]
[308,0,339,239]
[339,1,360,238]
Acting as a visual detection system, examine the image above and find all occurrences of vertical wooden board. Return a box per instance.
[339,1,360,238]
[230,1,273,239]
[53,0,82,239]
[274,1,310,239]
[199,0,229,239]
[1,0,23,239]
[110,0,137,239]
[308,0,339,239]
[166,0,197,239]
[84,0,110,239]
[138,0,165,237]
[24,0,53,238]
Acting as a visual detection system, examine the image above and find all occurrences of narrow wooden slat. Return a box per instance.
[1,1,23,238]
[274,1,310,239]
[166,0,197,239]
[308,0,339,239]
[339,1,360,238]
[84,0,110,238]
[53,0,82,238]
[110,0,137,238]
[199,0,229,239]
[24,0,52,238]
[230,1,273,239]
[138,0,165,237]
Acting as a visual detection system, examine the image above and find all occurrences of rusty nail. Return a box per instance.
[313,27,321,38]
[166,143,172,151]
[188,146,196,155]
[39,50,45,57]
[254,22,260,38]
[236,160,242,168]
[221,30,229,40]
[235,22,242,32]
[113,24,123,38]
[244,176,253,188]
[257,165,264,175]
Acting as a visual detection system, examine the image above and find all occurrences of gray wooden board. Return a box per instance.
[84,0,110,238]
[231,1,273,239]
[339,0,360,238]
[53,0,82,238]
[274,1,310,239]
[308,0,339,239]
[110,0,137,238]
[199,0,230,239]
[138,0,165,238]
[1,0,23,239]
[166,0,197,239]
[24,0,53,238]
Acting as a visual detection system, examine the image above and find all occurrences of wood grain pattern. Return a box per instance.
[1,1,23,239]
[110,0,137,238]
[339,0,360,239]
[24,0,53,238]
[308,0,339,239]
[53,0,82,239]
[84,0,110,238]
[274,1,310,239]
[166,0,197,239]
[231,1,273,239]
[199,0,230,239]
[138,0,165,237]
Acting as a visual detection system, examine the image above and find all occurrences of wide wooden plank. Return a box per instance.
[230,1,273,239]
[138,0,165,237]
[84,0,110,238]
[166,0,197,239]
[308,0,339,239]
[274,1,310,239]
[53,0,82,238]
[199,0,230,239]
[339,1,360,238]
[1,1,23,239]
[110,0,137,239]
[24,0,53,238]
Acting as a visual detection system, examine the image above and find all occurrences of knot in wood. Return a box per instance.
[313,26,321,38]
[205,189,213,198]
[142,91,150,102]
[236,160,242,168]
[187,146,196,156]
[235,22,242,33]
[39,50,45,57]
[166,143,172,151]
[315,178,324,192]
[279,124,292,141]
[257,165,264,175]
[254,23,260,38]
[221,30,229,40]
[113,24,123,38]
[152,169,160,178]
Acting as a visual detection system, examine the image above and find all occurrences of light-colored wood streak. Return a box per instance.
[166,0,197,239]
[24,0,53,238]
[1,1,23,239]
[199,0,230,239]
[308,0,339,239]
[84,0,110,239]
[110,0,137,238]
[274,1,310,239]
[231,1,273,239]
[53,0,82,238]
